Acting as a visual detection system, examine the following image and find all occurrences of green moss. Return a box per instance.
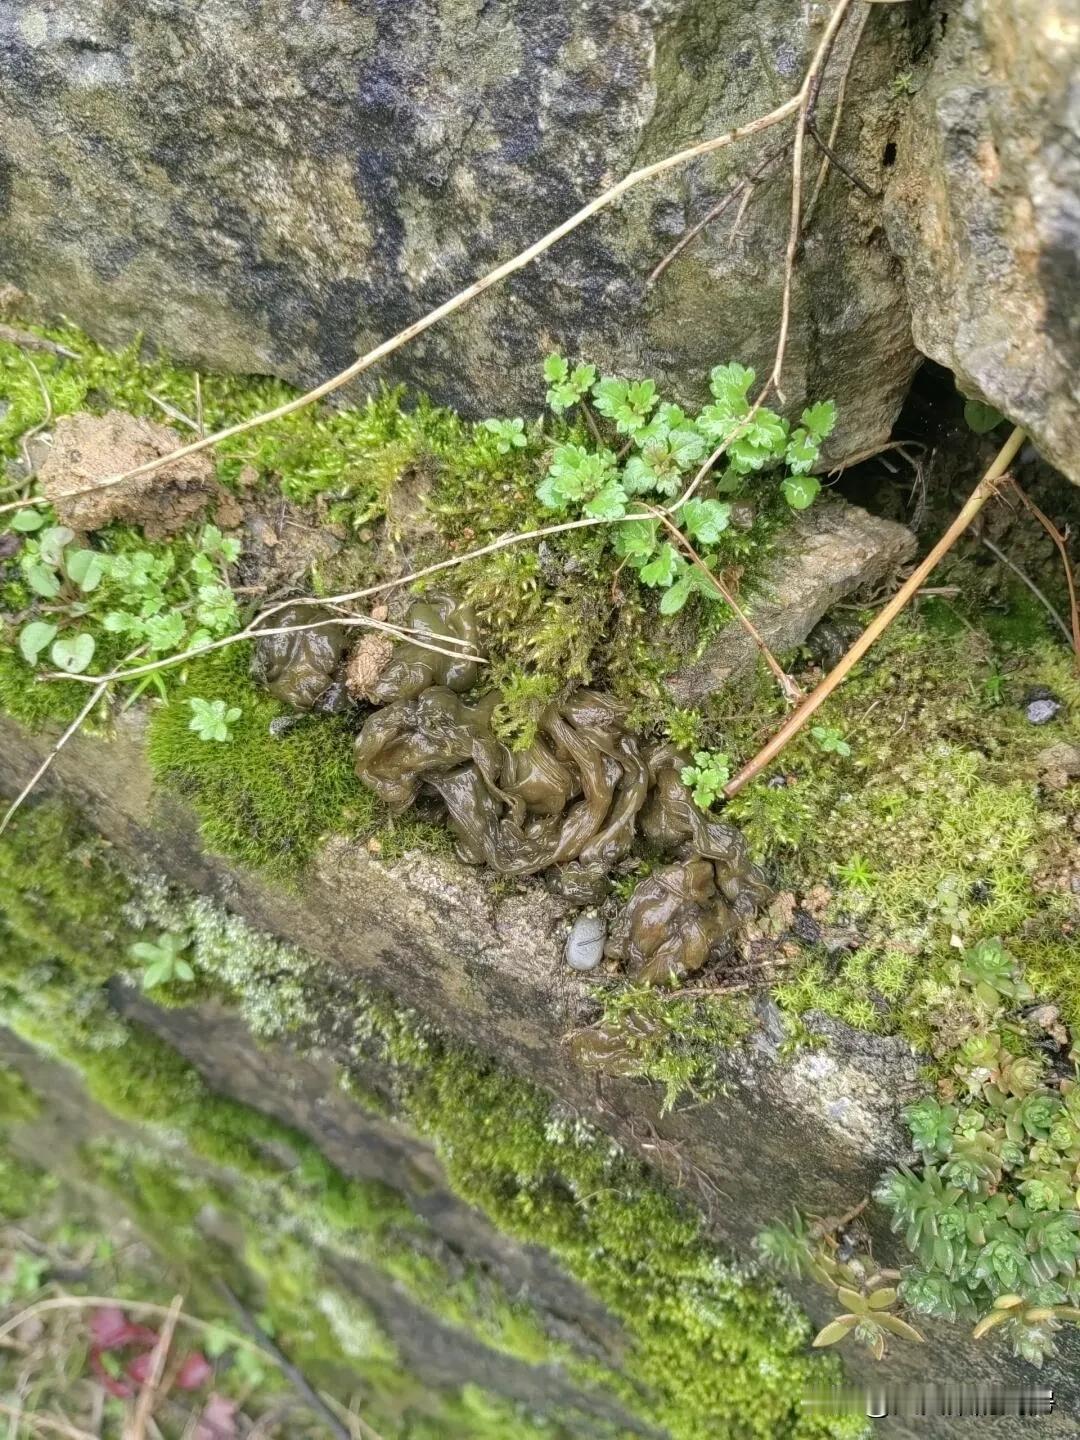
[145,645,370,875]
[718,616,1078,1047]
[0,796,859,1440]
[587,984,754,1112]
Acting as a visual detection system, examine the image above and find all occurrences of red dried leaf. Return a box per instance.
[89,1306,132,1351]
[176,1351,213,1391]
[195,1394,238,1440]
[127,1349,155,1385]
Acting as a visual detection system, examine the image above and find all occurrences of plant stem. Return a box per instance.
[723,425,1027,799]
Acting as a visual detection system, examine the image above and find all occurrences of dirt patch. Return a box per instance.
[32,411,224,538]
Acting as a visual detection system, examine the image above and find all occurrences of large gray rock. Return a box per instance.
[0,0,918,455]
[667,498,916,705]
[885,0,1080,484]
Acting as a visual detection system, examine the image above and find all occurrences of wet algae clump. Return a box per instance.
[253,593,769,986]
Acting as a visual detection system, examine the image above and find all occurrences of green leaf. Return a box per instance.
[37,526,77,569]
[811,1316,858,1347]
[18,621,58,664]
[10,509,46,533]
[188,697,239,742]
[875,1313,925,1343]
[592,377,658,434]
[709,362,755,409]
[65,548,106,593]
[174,959,195,983]
[785,428,820,475]
[543,353,568,384]
[680,498,731,546]
[613,519,658,563]
[964,399,1005,435]
[639,543,680,588]
[50,633,96,675]
[536,474,568,512]
[802,400,837,441]
[658,575,692,615]
[143,611,187,653]
[781,473,821,510]
[142,959,172,991]
[130,942,164,963]
[868,1288,899,1310]
[582,481,628,520]
[23,561,61,599]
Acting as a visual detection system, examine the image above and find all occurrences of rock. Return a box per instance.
[1,1,918,456]
[33,411,216,538]
[665,498,915,705]
[565,914,606,973]
[884,0,1080,484]
[1035,742,1080,790]
[1025,690,1062,726]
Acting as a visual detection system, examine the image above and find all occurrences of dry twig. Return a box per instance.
[125,1293,183,1440]
[979,535,1074,650]
[0,326,79,360]
[0,677,113,837]
[647,504,802,703]
[1006,478,1080,668]
[215,1282,358,1440]
[722,425,1027,798]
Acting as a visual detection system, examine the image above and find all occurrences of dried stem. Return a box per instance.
[125,1293,183,1440]
[0,676,113,836]
[215,1282,357,1440]
[649,505,802,703]
[723,425,1028,799]
[0,1297,262,1356]
[803,3,873,228]
[0,92,808,518]
[1006,478,1080,668]
[980,534,1074,650]
[647,144,788,286]
[46,615,483,688]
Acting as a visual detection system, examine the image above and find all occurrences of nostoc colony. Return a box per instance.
[253,594,768,987]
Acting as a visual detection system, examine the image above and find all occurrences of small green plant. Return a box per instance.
[533,355,836,614]
[835,855,876,891]
[810,725,851,758]
[963,399,1005,435]
[8,519,242,692]
[680,750,732,809]
[129,932,195,990]
[482,417,528,454]
[876,938,1080,1366]
[756,1209,924,1361]
[187,697,242,742]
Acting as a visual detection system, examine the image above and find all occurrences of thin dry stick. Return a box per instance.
[769,0,856,402]
[647,144,788,285]
[648,505,802,703]
[980,535,1074,649]
[0,677,111,836]
[0,1404,96,1440]
[47,614,483,688]
[215,1282,355,1440]
[0,91,809,519]
[0,325,79,359]
[1007,478,1080,667]
[126,1294,183,1440]
[19,355,53,477]
[0,1298,262,1356]
[722,425,1027,799]
[803,2,873,228]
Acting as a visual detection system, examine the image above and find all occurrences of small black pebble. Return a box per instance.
[969,879,993,905]
[0,532,20,561]
[268,714,303,738]
[790,908,821,945]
